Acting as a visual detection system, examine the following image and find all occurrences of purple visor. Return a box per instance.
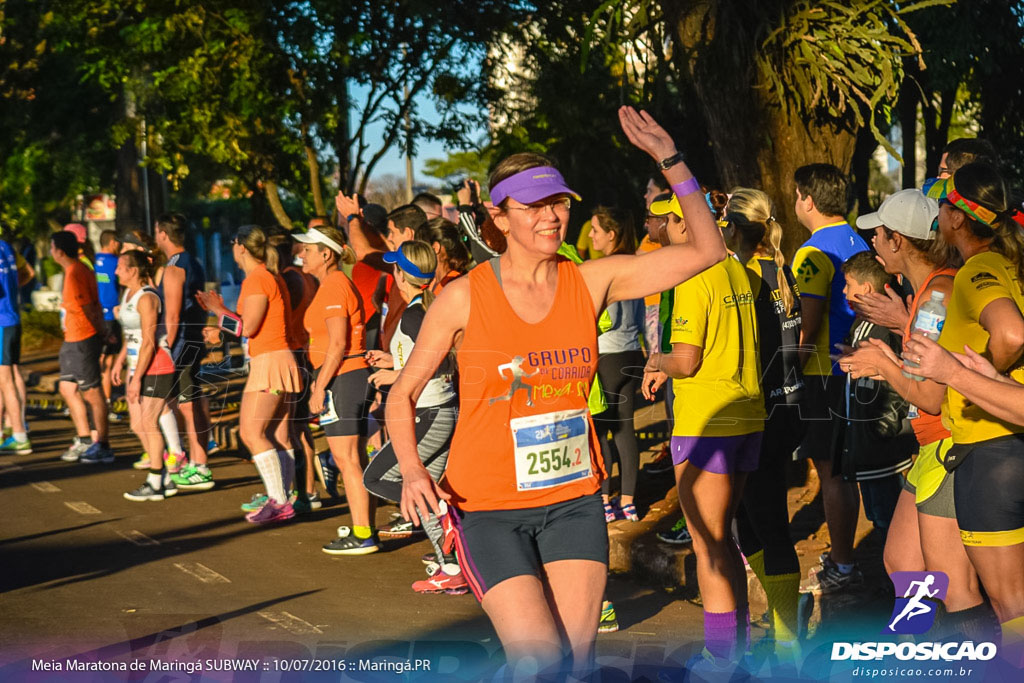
[489,166,581,206]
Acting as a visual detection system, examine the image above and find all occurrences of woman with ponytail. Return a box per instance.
[196,225,301,524]
[362,240,465,593]
[892,163,1024,667]
[723,188,805,657]
[295,225,379,554]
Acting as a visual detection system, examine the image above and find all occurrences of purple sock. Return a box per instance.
[736,603,751,652]
[704,610,738,660]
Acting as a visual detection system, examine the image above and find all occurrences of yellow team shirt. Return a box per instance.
[792,244,834,376]
[669,256,766,437]
[939,251,1024,444]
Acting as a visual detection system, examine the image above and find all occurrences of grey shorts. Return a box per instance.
[450,493,608,601]
[59,336,103,390]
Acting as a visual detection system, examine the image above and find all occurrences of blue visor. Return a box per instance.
[382,248,434,280]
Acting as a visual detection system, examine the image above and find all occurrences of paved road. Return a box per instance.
[0,409,708,680]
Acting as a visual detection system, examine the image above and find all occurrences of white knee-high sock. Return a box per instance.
[159,410,184,455]
[278,449,295,496]
[253,449,287,504]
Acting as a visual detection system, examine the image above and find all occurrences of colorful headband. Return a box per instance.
[934,175,1024,230]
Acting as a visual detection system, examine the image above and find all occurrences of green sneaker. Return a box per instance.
[598,600,619,633]
[0,436,32,454]
[171,463,215,491]
[241,493,269,511]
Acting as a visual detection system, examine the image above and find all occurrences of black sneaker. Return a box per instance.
[656,518,692,544]
[315,451,339,498]
[124,482,173,502]
[80,442,115,464]
[322,526,381,555]
[807,563,864,594]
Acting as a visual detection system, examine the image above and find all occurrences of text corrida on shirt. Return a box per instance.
[459,348,595,402]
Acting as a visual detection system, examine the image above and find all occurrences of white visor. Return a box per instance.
[293,227,345,255]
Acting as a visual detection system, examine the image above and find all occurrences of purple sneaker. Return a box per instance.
[245,500,296,524]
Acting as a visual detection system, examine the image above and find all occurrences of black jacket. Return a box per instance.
[832,317,916,482]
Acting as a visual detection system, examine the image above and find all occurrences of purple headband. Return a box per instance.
[489,166,581,206]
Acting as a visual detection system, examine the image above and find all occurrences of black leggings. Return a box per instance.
[736,404,805,575]
[594,350,644,498]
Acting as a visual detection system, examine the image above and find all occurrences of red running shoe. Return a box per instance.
[412,563,469,595]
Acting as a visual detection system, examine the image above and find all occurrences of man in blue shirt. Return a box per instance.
[0,225,36,453]
[94,230,122,406]
[791,163,870,594]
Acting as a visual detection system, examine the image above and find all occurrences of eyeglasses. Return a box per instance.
[645,215,668,225]
[506,197,572,217]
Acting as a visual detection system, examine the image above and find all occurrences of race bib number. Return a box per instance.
[510,409,591,491]
[318,389,340,426]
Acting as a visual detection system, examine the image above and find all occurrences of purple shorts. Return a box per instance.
[670,432,764,474]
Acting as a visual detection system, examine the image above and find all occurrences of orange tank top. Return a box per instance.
[444,257,605,511]
[904,267,957,446]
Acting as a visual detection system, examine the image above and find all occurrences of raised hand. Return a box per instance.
[618,106,677,162]
[335,191,361,219]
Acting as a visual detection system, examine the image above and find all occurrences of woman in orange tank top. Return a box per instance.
[840,189,984,623]
[197,225,301,525]
[385,107,728,679]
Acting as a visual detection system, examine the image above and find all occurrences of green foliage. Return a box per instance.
[0,1,119,236]
[20,310,62,347]
[422,149,495,186]
[757,0,951,160]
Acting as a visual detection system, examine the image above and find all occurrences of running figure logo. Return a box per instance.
[489,356,539,407]
[884,571,949,635]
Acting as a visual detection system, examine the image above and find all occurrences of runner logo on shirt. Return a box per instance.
[489,356,539,407]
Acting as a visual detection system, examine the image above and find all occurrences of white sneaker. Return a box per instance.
[60,440,90,462]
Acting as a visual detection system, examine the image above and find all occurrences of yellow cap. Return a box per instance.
[649,193,683,219]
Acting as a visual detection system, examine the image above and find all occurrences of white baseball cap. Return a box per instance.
[856,189,939,240]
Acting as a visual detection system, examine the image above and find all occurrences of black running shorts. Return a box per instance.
[59,335,103,390]
[0,324,21,366]
[450,493,608,601]
[314,366,371,438]
[953,434,1024,547]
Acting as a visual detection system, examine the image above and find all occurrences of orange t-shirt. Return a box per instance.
[431,269,464,294]
[351,261,385,321]
[636,236,662,307]
[240,264,291,356]
[444,257,605,511]
[283,266,317,350]
[904,267,957,446]
[304,269,368,376]
[61,260,100,342]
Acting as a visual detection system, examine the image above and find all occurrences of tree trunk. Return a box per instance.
[851,126,878,215]
[263,181,292,230]
[305,144,326,217]
[899,74,919,189]
[670,1,858,259]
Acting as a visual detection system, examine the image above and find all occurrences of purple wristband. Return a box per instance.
[672,177,701,198]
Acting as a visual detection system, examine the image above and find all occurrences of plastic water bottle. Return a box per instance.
[903,291,946,381]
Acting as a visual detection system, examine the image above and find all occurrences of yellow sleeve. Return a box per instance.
[961,257,1016,320]
[669,275,709,348]
[793,246,833,299]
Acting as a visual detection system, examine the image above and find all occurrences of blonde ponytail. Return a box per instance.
[727,188,797,316]
[395,240,438,310]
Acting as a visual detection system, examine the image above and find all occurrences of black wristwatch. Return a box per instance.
[656,151,685,171]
